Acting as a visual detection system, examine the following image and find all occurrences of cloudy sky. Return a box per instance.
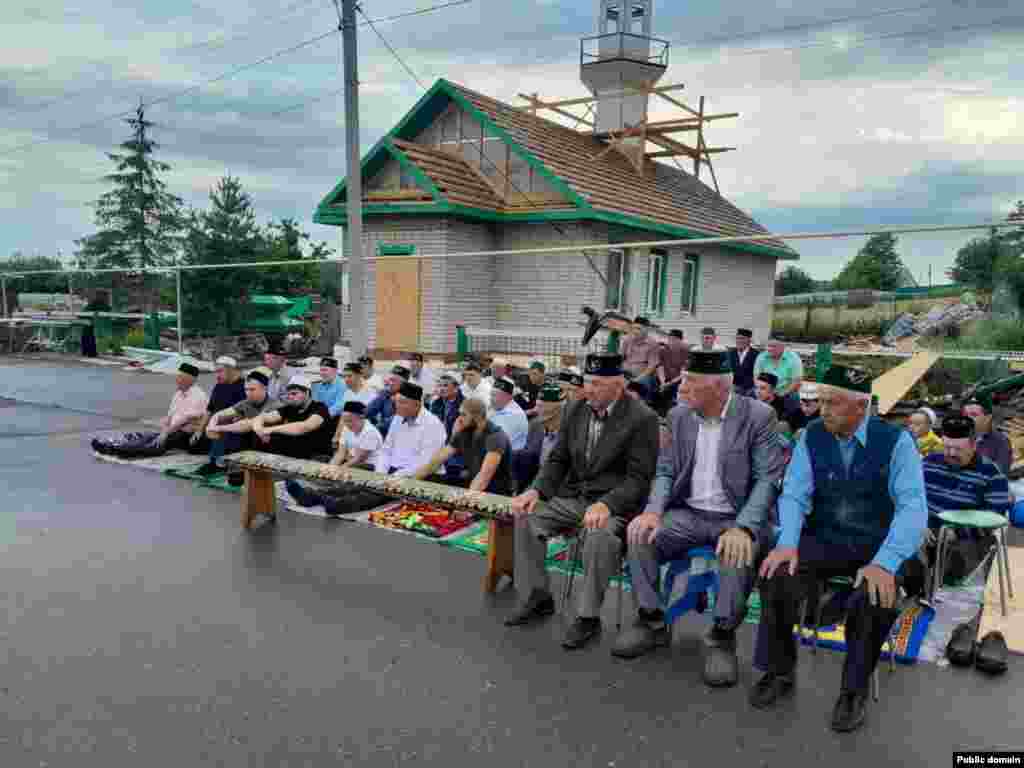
[1,0,1022,282]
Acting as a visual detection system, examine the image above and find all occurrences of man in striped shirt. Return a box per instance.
[922,414,1010,584]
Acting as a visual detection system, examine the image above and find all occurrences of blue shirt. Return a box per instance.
[778,415,927,574]
[922,452,1011,521]
[312,376,347,418]
[490,401,529,451]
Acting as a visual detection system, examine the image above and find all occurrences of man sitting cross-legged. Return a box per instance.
[613,350,784,687]
[750,364,928,734]
[366,365,411,438]
[251,375,333,460]
[505,353,659,650]
[413,397,515,496]
[92,362,209,458]
[286,381,446,517]
[204,369,278,485]
[193,356,247,475]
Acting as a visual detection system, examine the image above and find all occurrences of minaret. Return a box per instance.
[580,0,668,169]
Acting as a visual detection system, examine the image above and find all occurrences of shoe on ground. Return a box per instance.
[195,462,222,477]
[611,609,668,659]
[702,625,739,688]
[946,622,977,667]
[503,590,555,627]
[830,689,868,733]
[285,479,322,508]
[975,631,1009,675]
[749,670,795,710]
[562,616,602,650]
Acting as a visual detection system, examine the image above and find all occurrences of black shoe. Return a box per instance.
[830,689,868,733]
[610,609,668,659]
[975,631,1009,675]
[947,622,977,667]
[285,479,322,508]
[227,471,244,487]
[749,670,795,710]
[562,616,602,650]
[702,625,739,688]
[321,497,342,518]
[503,590,556,626]
[195,462,222,477]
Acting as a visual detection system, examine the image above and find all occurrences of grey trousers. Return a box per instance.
[514,496,626,618]
[628,506,764,630]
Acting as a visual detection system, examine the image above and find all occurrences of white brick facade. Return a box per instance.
[341,216,777,353]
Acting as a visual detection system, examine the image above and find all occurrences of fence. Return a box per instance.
[459,326,610,371]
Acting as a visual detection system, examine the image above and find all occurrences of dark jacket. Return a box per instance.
[532,396,659,521]
[728,346,759,392]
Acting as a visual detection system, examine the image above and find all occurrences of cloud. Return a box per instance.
[0,0,1021,287]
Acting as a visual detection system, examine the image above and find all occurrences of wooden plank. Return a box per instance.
[977,545,1022,650]
[242,468,275,529]
[517,94,594,127]
[515,83,687,111]
[870,350,941,415]
[375,258,421,350]
[485,518,515,592]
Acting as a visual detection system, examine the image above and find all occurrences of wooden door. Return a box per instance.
[375,258,421,350]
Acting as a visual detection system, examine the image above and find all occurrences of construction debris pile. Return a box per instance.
[883,301,986,345]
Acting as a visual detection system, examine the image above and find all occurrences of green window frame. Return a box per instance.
[646,249,669,316]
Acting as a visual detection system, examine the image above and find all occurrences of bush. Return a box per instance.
[944,318,1024,351]
[123,328,146,349]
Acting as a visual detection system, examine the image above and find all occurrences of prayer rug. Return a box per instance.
[92,450,207,474]
[200,473,243,495]
[441,522,568,559]
[367,501,477,539]
[977,546,1024,654]
[793,600,935,664]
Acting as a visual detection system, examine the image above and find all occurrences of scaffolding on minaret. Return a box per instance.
[516,0,737,194]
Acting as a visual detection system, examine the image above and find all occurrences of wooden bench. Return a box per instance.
[224,451,515,593]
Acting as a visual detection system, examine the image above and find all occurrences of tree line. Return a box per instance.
[1,107,332,331]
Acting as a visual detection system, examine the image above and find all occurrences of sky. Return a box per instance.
[1,0,1022,282]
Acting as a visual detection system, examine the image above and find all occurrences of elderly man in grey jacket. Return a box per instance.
[612,349,785,688]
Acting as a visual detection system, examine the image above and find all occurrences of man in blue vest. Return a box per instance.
[750,364,928,733]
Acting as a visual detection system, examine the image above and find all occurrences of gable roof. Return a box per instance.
[315,79,796,260]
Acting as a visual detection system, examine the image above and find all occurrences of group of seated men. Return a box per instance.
[94,332,1013,733]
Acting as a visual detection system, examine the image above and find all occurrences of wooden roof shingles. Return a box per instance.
[391,139,503,212]
[447,81,793,256]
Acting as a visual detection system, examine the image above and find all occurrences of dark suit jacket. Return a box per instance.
[646,395,784,532]
[728,346,759,392]
[532,396,659,521]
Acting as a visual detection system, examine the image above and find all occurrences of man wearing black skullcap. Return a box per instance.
[375,381,447,476]
[506,352,659,651]
[366,365,411,438]
[203,369,280,484]
[755,372,806,435]
[261,343,288,402]
[921,414,1011,589]
[728,328,759,397]
[621,316,661,402]
[558,370,585,403]
[750,364,927,733]
[614,349,784,688]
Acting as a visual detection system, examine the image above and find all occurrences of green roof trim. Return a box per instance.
[384,140,446,202]
[378,243,417,256]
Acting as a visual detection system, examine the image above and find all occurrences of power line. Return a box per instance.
[675,1,942,48]
[357,5,427,90]
[2,221,1020,277]
[0,28,338,158]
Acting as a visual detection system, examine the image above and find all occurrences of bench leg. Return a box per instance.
[485,518,514,593]
[242,469,275,530]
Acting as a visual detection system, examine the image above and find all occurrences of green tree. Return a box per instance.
[250,218,328,296]
[832,232,907,291]
[0,252,67,294]
[948,228,1005,290]
[75,104,183,311]
[180,176,265,334]
[774,265,817,296]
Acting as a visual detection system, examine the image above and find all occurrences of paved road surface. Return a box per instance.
[0,357,1019,767]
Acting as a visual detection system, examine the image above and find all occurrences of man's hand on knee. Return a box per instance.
[510,489,540,519]
[717,527,755,569]
[854,564,897,610]
[583,502,611,531]
[627,511,662,548]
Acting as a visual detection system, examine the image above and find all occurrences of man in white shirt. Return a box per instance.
[375,381,447,476]
[331,400,384,468]
[613,350,784,689]
[404,353,435,404]
[261,344,288,403]
[359,355,385,395]
[91,362,209,458]
[461,360,492,405]
[340,361,376,410]
[489,377,529,451]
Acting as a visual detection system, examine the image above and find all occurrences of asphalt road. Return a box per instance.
[1,356,1020,767]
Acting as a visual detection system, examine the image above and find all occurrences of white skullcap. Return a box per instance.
[215,355,238,368]
[287,374,313,390]
[799,382,819,399]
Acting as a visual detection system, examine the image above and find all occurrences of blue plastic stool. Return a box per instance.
[661,546,720,641]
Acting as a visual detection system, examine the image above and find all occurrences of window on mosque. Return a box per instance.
[606,248,631,311]
[680,254,699,314]
[630,3,645,34]
[646,249,667,315]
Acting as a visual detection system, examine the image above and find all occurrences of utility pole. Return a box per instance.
[341,0,366,360]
